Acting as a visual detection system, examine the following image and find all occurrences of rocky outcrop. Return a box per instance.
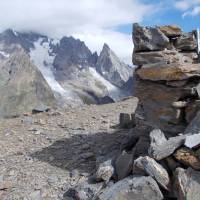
[96,44,132,88]
[0,29,133,108]
[0,47,55,118]
[133,23,199,134]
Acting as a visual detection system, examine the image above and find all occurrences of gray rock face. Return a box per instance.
[0,29,45,53]
[53,36,93,80]
[174,168,200,200]
[96,44,132,88]
[133,23,170,52]
[133,156,170,190]
[115,151,133,180]
[184,111,200,135]
[185,133,200,148]
[175,32,197,51]
[0,47,55,118]
[148,129,185,160]
[97,176,163,200]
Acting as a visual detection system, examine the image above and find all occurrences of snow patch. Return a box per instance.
[88,67,122,101]
[0,50,10,58]
[30,38,81,104]
[13,30,19,37]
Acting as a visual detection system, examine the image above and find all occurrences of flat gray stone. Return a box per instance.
[174,167,200,200]
[148,129,185,160]
[185,133,200,148]
[134,156,170,190]
[97,176,163,200]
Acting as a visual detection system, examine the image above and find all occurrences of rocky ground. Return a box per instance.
[0,97,138,200]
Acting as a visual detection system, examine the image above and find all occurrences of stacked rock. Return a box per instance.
[132,23,200,135]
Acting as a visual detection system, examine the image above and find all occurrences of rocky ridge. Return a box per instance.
[0,30,133,114]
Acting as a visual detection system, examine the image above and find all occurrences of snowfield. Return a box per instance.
[30,38,82,103]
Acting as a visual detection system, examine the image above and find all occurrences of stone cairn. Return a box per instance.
[64,25,200,200]
[133,23,200,135]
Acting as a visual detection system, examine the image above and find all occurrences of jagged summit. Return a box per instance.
[0,29,133,117]
[96,43,132,88]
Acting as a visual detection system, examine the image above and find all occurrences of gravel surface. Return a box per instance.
[0,97,138,200]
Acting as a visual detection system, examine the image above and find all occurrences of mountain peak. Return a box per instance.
[102,43,110,51]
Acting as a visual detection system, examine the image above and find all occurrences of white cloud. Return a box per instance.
[175,0,200,17]
[0,0,156,64]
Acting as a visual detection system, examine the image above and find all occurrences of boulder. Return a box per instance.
[133,156,170,190]
[148,129,185,160]
[96,160,114,183]
[136,63,200,82]
[174,167,200,200]
[175,32,197,51]
[97,176,163,200]
[115,151,133,180]
[0,48,55,118]
[174,147,200,170]
[158,25,182,37]
[133,23,170,52]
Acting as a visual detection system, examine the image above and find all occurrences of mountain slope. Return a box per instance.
[0,29,133,109]
[0,47,55,118]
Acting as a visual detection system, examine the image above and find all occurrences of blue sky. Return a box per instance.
[118,0,200,35]
[0,0,200,64]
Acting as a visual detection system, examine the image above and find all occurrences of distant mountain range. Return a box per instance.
[0,29,133,117]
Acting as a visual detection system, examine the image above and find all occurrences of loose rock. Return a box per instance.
[148,129,185,160]
[97,176,163,200]
[96,160,114,183]
[174,167,200,200]
[174,147,200,170]
[133,156,170,190]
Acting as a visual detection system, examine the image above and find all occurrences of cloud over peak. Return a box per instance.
[0,0,156,64]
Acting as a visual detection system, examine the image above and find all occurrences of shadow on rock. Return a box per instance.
[31,129,130,174]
